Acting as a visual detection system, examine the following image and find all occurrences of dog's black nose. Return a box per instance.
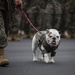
[52,37,56,40]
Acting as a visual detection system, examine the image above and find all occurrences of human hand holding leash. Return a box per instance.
[15,1,22,9]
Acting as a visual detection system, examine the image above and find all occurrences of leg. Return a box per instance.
[39,45,50,63]
[50,52,56,63]
[44,53,49,63]
[32,35,38,61]
[39,51,44,60]
[0,11,9,66]
[50,57,55,63]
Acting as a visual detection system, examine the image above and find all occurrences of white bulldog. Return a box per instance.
[32,29,60,63]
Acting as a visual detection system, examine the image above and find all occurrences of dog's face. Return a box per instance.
[46,29,60,47]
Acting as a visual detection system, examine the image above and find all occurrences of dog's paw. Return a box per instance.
[39,57,43,61]
[44,54,50,63]
[50,59,55,63]
[39,55,43,60]
[33,57,38,62]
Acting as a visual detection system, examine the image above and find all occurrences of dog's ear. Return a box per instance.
[58,31,61,36]
[46,29,49,33]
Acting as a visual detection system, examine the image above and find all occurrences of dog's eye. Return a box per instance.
[56,36,59,38]
[49,36,52,38]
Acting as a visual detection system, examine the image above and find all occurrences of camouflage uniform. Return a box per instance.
[23,0,40,34]
[21,0,48,38]
[0,0,9,49]
[0,0,9,66]
[39,0,62,30]
[65,0,75,38]
[39,0,54,30]
[59,2,65,34]
[0,0,22,66]
[20,0,30,38]
[27,0,46,29]
[52,0,62,30]
[8,0,21,41]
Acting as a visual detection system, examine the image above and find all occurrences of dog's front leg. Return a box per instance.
[50,57,55,63]
[50,52,56,63]
[44,53,50,63]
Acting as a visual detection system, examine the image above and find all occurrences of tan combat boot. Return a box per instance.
[0,49,9,66]
[64,31,71,38]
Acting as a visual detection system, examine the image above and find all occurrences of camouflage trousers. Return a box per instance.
[0,11,7,49]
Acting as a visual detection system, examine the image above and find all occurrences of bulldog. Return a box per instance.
[32,29,60,63]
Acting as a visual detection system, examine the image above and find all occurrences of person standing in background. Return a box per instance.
[0,0,22,66]
[8,0,22,41]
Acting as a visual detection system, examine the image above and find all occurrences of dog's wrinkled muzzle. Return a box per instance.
[52,41,56,45]
[51,37,56,45]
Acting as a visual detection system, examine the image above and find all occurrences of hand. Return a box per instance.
[15,1,22,9]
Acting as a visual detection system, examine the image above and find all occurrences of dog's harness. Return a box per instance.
[39,34,58,57]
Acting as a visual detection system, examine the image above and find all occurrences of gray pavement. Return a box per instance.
[0,38,75,75]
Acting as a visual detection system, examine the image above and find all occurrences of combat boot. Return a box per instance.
[7,34,13,41]
[72,33,75,38]
[13,34,21,41]
[0,49,9,66]
[64,31,71,38]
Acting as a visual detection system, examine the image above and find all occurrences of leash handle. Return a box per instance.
[19,8,42,34]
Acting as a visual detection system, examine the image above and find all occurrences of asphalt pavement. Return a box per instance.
[0,38,75,75]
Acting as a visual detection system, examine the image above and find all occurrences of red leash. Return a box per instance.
[19,8,42,34]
